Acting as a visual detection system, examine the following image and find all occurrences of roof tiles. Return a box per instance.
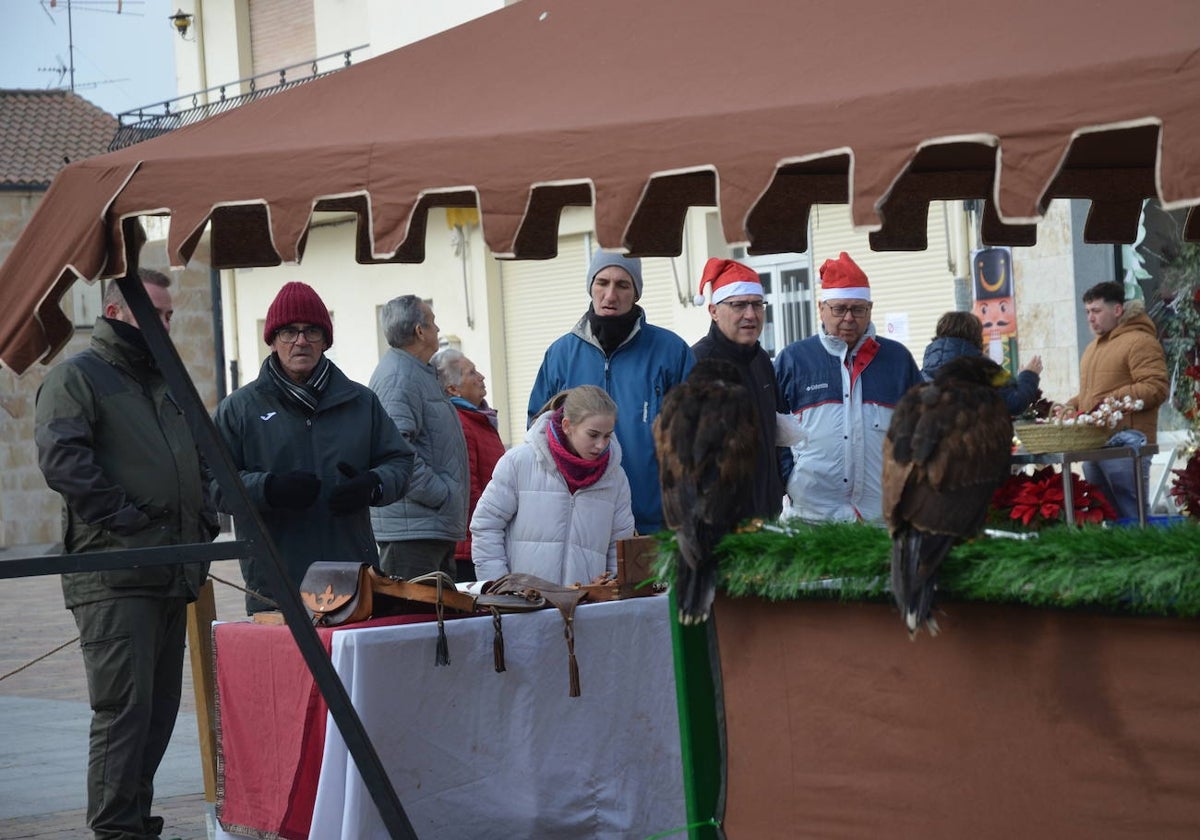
[0,90,117,189]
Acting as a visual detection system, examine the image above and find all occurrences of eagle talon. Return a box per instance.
[734,518,765,534]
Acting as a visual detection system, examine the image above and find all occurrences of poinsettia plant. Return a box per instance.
[988,466,1118,530]
[1144,222,1200,520]
[1170,453,1200,520]
[1163,277,1200,521]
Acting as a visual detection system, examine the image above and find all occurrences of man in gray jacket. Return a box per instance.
[35,269,217,840]
[370,295,469,579]
[213,282,414,612]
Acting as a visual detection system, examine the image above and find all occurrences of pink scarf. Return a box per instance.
[545,408,610,494]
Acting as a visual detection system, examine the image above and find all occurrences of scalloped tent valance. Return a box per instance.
[2,0,1198,373]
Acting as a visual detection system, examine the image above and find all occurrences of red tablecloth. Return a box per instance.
[213,614,442,840]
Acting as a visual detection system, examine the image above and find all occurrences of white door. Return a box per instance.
[739,251,816,357]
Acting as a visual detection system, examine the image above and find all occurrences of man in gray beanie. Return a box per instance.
[528,249,694,534]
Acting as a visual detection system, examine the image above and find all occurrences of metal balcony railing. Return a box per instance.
[109,45,369,151]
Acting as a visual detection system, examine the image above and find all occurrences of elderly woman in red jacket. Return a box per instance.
[431,348,507,581]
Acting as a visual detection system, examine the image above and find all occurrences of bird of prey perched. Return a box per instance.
[655,358,758,624]
[883,355,1013,636]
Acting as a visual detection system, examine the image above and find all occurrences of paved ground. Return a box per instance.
[0,553,250,840]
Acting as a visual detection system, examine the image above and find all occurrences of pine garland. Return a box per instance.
[654,521,1200,617]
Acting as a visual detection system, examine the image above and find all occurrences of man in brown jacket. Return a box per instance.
[1065,281,1168,520]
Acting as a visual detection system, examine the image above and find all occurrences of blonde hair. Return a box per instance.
[535,385,617,426]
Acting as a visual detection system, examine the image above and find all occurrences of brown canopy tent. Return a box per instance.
[2,0,1199,373]
[2,0,1198,837]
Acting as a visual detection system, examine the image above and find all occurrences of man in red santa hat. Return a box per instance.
[692,258,789,520]
[773,252,921,523]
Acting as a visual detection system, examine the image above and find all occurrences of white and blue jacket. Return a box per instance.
[471,413,636,585]
[774,324,921,523]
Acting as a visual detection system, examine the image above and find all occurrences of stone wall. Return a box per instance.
[1011,199,1081,404]
[0,192,218,547]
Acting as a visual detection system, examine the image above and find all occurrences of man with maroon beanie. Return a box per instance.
[212,281,414,613]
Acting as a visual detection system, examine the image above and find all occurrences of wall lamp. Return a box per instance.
[169,10,195,40]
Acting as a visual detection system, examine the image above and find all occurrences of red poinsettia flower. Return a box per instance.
[1007,468,1065,525]
[1070,471,1118,521]
[989,465,1118,530]
[990,471,1031,509]
[1170,451,1200,521]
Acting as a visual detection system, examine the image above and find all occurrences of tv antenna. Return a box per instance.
[37,0,146,93]
[37,55,70,89]
[38,53,129,91]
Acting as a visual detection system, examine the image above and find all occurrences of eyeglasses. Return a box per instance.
[275,325,325,344]
[823,303,871,319]
[720,300,767,314]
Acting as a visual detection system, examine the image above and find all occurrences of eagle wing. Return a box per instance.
[884,356,1014,635]
[655,358,758,623]
[885,377,1013,537]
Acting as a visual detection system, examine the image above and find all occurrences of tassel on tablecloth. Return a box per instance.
[565,616,580,698]
[434,587,450,666]
[491,609,506,673]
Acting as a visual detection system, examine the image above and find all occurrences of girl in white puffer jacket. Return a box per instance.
[471,385,636,586]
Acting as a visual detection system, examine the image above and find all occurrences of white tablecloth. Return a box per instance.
[307,596,686,839]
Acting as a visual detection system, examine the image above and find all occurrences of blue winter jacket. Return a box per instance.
[920,336,1041,416]
[527,310,694,534]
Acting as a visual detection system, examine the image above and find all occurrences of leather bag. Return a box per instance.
[299,561,373,626]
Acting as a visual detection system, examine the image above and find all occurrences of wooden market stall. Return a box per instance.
[673,523,1200,839]
[2,0,1199,837]
[717,596,1200,838]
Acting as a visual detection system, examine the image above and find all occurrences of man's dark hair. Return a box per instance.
[102,268,172,309]
[1082,281,1124,306]
[934,311,983,348]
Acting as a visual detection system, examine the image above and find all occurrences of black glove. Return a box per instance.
[328,462,382,515]
[264,471,321,510]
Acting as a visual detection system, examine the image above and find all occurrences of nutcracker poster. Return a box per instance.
[971,246,1018,374]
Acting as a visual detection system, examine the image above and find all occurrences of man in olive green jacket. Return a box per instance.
[35,269,216,840]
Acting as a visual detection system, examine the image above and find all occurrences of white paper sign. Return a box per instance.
[883,312,909,343]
